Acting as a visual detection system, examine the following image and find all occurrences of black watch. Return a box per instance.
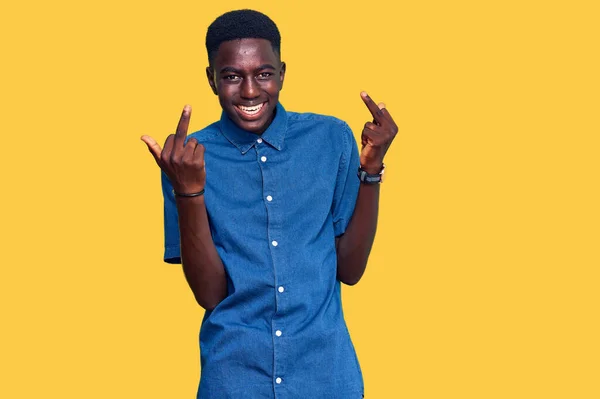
[357,163,385,184]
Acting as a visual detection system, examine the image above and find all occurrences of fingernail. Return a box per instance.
[361,91,368,97]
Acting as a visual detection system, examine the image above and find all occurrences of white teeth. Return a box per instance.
[237,103,264,115]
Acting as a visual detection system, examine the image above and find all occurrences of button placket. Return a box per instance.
[256,144,287,389]
[259,148,281,308]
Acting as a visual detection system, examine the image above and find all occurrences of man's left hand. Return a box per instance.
[359,91,398,174]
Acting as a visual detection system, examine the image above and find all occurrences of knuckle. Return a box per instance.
[160,151,169,163]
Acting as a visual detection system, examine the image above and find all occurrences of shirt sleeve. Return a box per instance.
[331,122,361,237]
[161,170,182,264]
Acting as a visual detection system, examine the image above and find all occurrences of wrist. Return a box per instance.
[360,163,384,175]
[175,192,206,207]
[358,163,385,184]
[172,187,205,198]
[175,189,204,196]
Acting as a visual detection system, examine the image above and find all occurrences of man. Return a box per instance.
[141,9,397,399]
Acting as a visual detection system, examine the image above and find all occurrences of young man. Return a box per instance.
[141,9,397,399]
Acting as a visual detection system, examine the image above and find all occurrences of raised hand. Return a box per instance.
[359,92,398,174]
[141,105,206,195]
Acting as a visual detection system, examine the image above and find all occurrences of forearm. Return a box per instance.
[176,195,227,310]
[336,183,380,285]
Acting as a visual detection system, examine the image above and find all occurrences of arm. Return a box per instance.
[336,183,380,285]
[336,92,398,285]
[175,195,227,310]
[142,105,227,310]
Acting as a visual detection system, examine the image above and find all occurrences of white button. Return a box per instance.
[276,377,282,384]
[266,195,273,202]
[257,138,263,144]
[278,286,284,293]
[261,156,267,162]
[275,330,282,337]
[272,240,278,247]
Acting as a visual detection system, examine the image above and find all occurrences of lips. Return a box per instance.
[235,102,267,119]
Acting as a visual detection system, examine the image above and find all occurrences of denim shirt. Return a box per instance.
[162,103,363,398]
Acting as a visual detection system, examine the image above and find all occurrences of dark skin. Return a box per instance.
[141,38,398,309]
[206,39,286,134]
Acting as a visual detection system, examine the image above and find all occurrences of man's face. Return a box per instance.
[207,38,286,134]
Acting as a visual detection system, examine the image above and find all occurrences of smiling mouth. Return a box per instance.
[235,102,266,118]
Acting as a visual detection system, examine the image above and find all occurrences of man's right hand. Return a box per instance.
[141,105,206,195]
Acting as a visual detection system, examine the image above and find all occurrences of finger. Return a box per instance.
[379,107,399,133]
[141,135,162,164]
[362,123,378,147]
[174,104,192,148]
[364,121,379,132]
[161,134,175,164]
[182,137,198,164]
[360,91,384,122]
[374,103,386,127]
[362,122,386,146]
[194,143,206,168]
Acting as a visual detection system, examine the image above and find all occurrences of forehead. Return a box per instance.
[213,38,279,69]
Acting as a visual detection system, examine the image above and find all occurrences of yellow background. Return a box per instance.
[1,0,598,398]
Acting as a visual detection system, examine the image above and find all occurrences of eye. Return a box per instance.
[224,75,241,81]
[257,72,273,80]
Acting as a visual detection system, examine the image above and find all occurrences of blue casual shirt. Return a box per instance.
[162,102,363,398]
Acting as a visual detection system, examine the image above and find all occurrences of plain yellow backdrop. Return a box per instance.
[1,1,598,398]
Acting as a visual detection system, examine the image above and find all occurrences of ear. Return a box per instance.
[279,61,286,90]
[206,66,217,95]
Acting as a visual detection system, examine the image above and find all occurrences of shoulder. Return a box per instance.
[185,121,222,143]
[286,110,354,146]
[287,110,351,131]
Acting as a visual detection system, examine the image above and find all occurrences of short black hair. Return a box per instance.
[205,9,281,66]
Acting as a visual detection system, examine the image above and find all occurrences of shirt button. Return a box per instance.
[261,156,267,162]
[278,286,284,293]
[266,195,273,202]
[276,377,282,384]
[275,330,282,337]
[272,240,278,247]
[257,138,263,144]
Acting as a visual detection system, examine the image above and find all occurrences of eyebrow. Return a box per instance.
[219,64,277,74]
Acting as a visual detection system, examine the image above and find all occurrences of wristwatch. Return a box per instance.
[357,163,385,184]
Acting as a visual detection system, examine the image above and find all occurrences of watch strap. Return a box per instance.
[357,164,385,184]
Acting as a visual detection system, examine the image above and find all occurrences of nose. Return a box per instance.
[240,77,260,100]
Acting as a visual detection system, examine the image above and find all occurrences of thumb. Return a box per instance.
[141,135,162,164]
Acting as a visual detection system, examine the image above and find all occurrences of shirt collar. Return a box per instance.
[219,102,288,154]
